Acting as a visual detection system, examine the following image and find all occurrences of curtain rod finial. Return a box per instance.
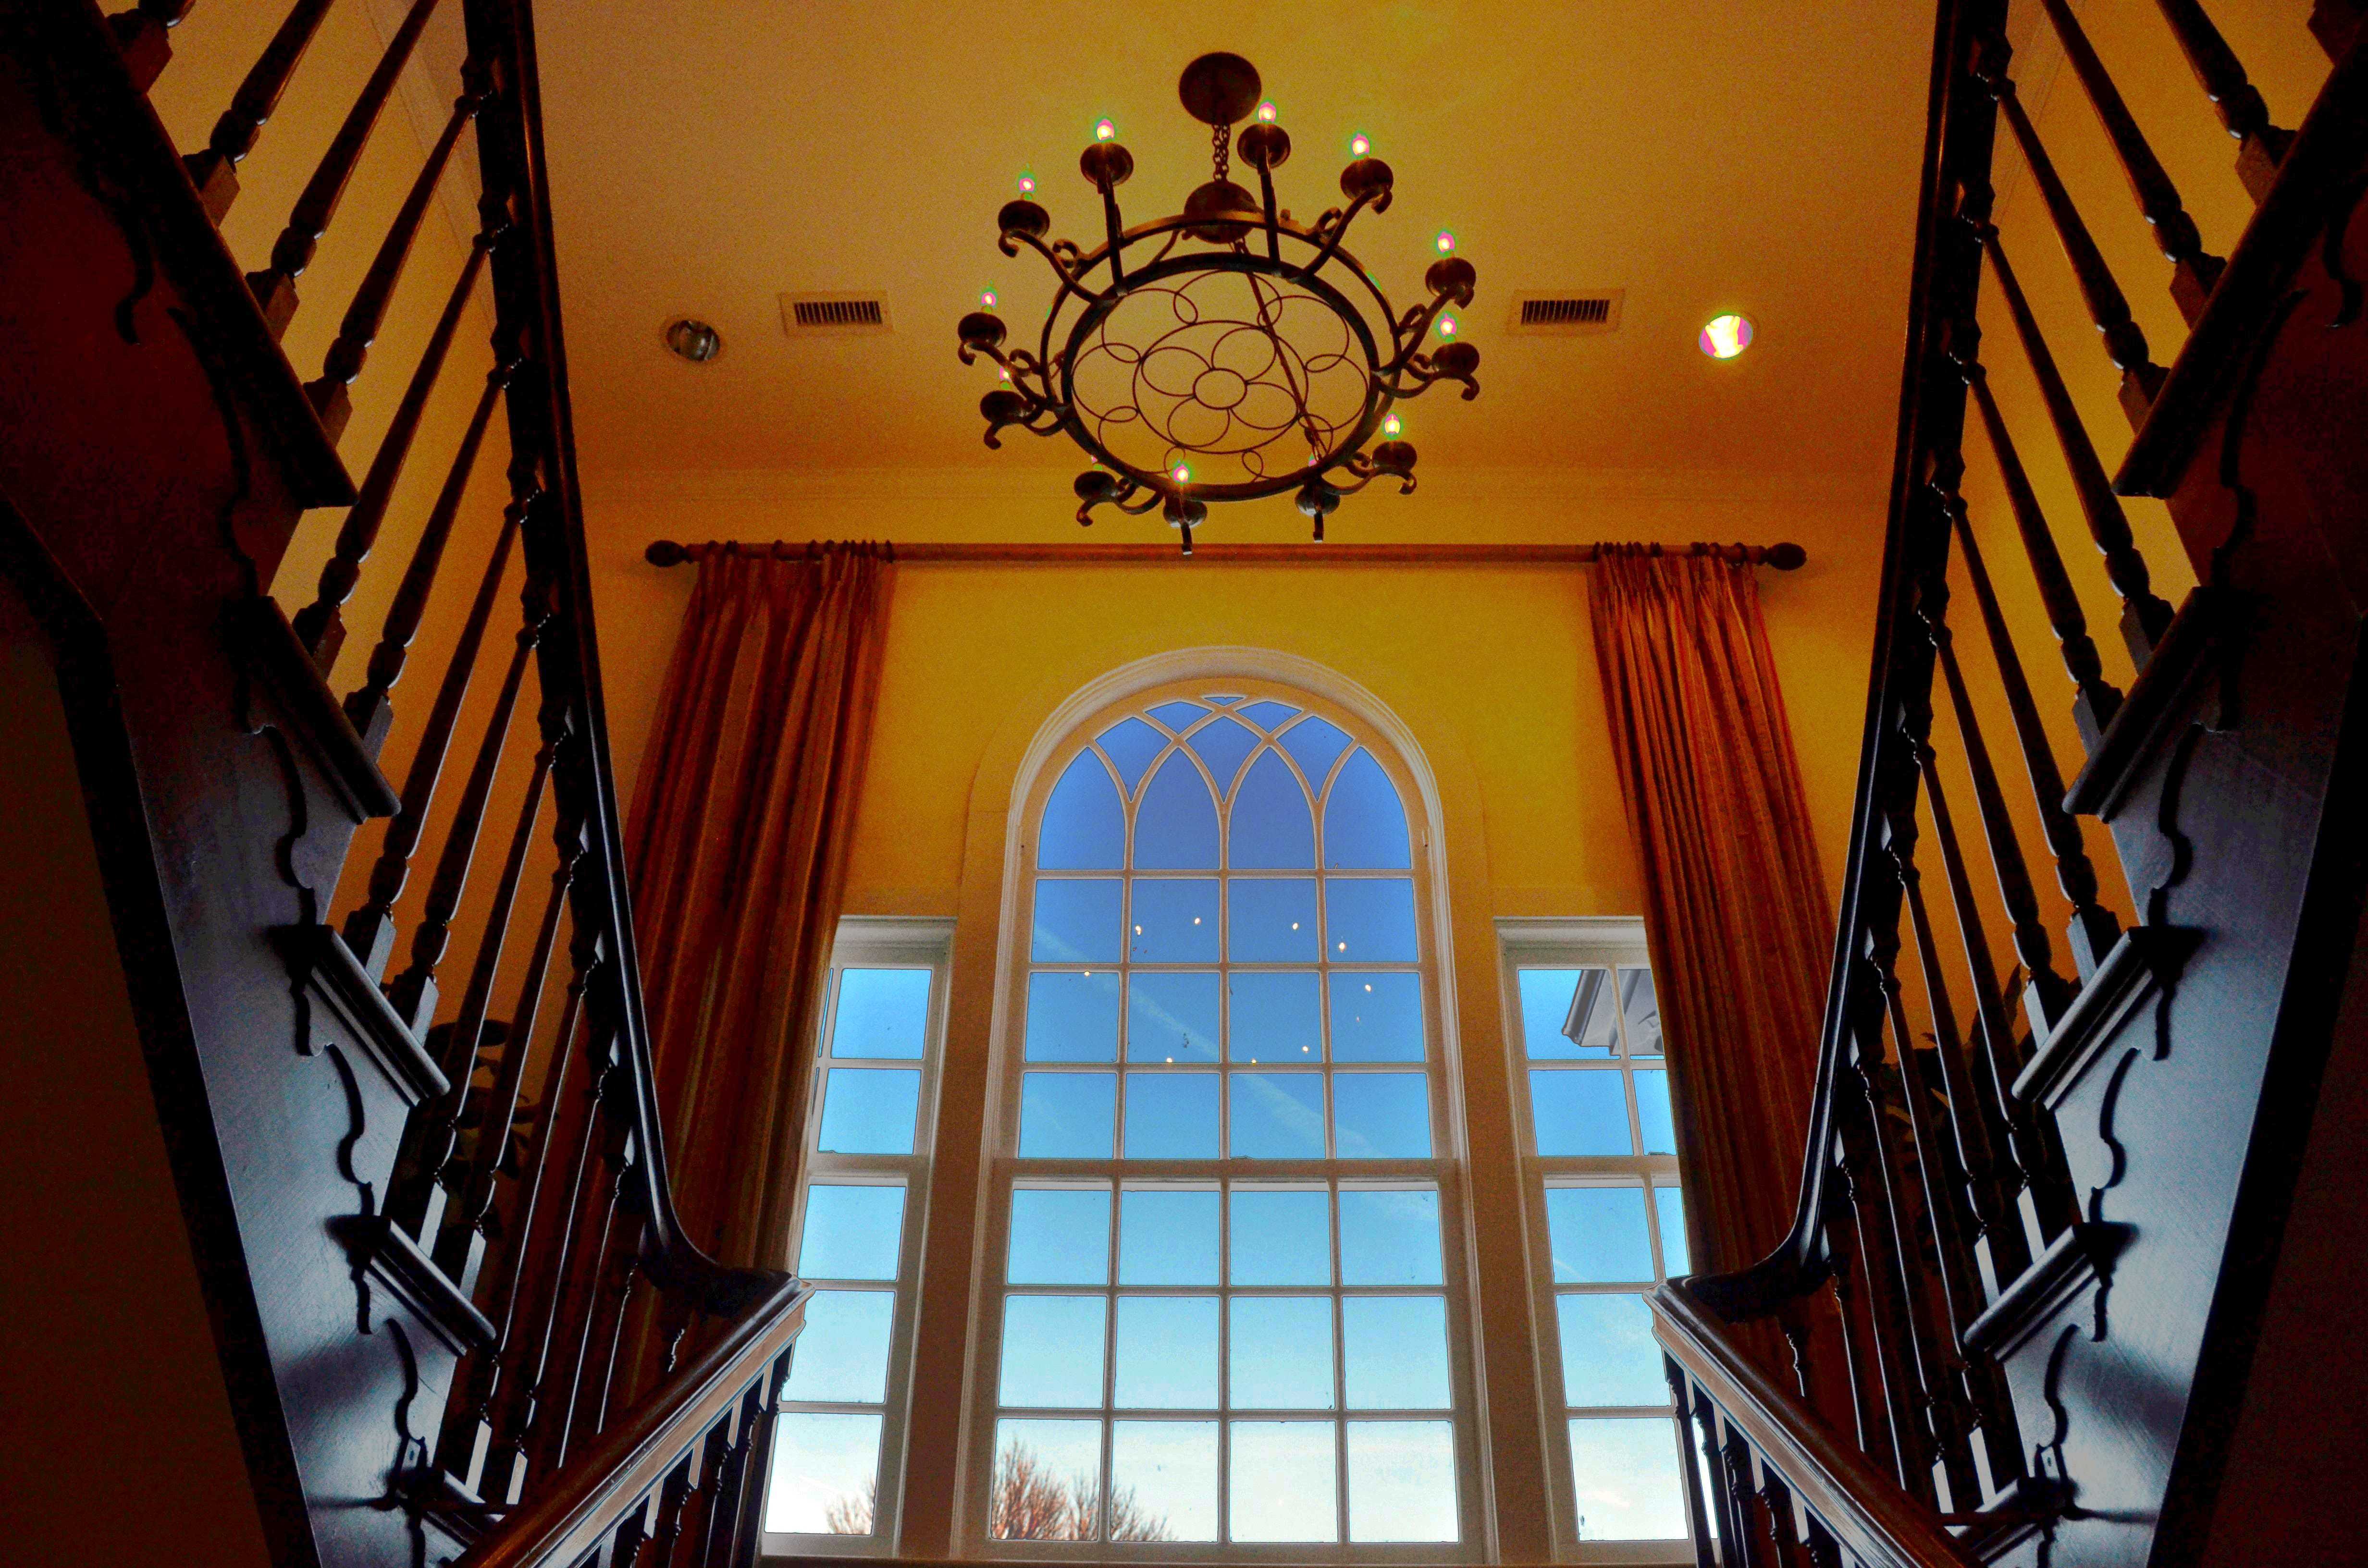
[1767,542,1807,571]
[646,539,690,567]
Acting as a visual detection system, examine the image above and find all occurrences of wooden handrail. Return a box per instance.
[1653,1284,1987,1568]
[454,1279,808,1568]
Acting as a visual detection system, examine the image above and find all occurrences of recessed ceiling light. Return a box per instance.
[663,317,722,363]
[1699,313,1753,359]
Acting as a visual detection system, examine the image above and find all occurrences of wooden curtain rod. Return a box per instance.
[642,539,1809,569]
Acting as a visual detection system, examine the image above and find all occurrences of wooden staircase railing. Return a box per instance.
[0,1,806,1563]
[1653,4,2367,1566]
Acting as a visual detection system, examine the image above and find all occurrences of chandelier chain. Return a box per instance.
[1212,121,1231,184]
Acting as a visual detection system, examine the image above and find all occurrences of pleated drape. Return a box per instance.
[625,542,894,1274]
[1587,548,1832,1277]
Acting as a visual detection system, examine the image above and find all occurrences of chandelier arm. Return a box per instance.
[1256,163,1282,264]
[1099,186,1128,288]
[1291,187,1384,285]
[1336,450,1418,496]
[1382,294,1459,376]
[1384,355,1480,404]
[966,341,1062,415]
[1003,229,1108,318]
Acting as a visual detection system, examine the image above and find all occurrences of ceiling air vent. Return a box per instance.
[1507,290,1624,335]
[780,292,892,335]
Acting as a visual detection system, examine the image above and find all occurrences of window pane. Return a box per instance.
[1228,1188,1332,1286]
[1040,751,1125,869]
[765,1411,882,1533]
[783,1290,895,1403]
[1113,1297,1220,1408]
[1019,1072,1116,1158]
[1634,1068,1677,1154]
[1238,699,1301,731]
[1529,1069,1635,1155]
[1546,1187,1656,1283]
[1343,1296,1450,1409]
[1098,717,1168,796]
[1276,714,1353,791]
[1332,1072,1432,1158]
[1654,1184,1690,1275]
[1338,1188,1443,1286]
[1229,751,1315,869]
[797,1184,905,1281]
[1325,879,1418,962]
[1034,878,1122,963]
[1229,1421,1339,1542]
[1566,1418,1687,1539]
[828,968,932,1059]
[1229,1296,1335,1409]
[1111,1421,1218,1542]
[1126,971,1220,1062]
[1347,1421,1459,1542]
[1026,971,1121,1062]
[1008,1188,1111,1285]
[1150,699,1210,733]
[1123,1073,1221,1159]
[1519,968,1617,1059]
[1328,971,1424,1062]
[1119,1188,1220,1285]
[1129,878,1220,962]
[1557,1293,1669,1407]
[1186,714,1260,793]
[1228,971,1322,1062]
[1323,749,1413,869]
[999,1295,1108,1408]
[1226,877,1320,961]
[816,1068,920,1154]
[1619,967,1664,1056]
[1228,1072,1325,1158]
[1135,753,1219,870]
[992,1418,1104,1541]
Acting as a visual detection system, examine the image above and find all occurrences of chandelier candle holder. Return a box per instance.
[956,52,1480,554]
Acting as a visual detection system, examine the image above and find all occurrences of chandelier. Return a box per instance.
[956,53,1481,553]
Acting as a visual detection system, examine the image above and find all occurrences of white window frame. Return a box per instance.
[966,678,1484,1563]
[764,916,955,1559]
[1497,917,1693,1566]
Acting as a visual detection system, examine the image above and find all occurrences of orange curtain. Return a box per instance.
[1588,548,1832,1276]
[624,542,894,1273]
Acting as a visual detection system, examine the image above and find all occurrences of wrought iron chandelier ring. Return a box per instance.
[955,52,1480,552]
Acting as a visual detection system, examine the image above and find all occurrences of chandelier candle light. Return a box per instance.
[957,53,1481,554]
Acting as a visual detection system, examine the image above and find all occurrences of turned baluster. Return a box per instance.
[1759,1470,1811,1568]
[1665,1367,1719,1568]
[1721,1433,1774,1568]
[1957,359,2125,747]
[340,485,524,979]
[700,1382,769,1568]
[1818,1181,1899,1482]
[293,229,498,668]
[107,0,196,93]
[2038,0,2226,323]
[524,1146,634,1483]
[1978,230,2176,663]
[379,563,547,1034]
[305,69,489,441]
[245,0,444,336]
[640,1444,702,1568]
[434,716,583,1289]
[1971,35,2167,423]
[2149,0,2294,201]
[1833,1054,1942,1507]
[180,0,334,219]
[1915,745,2081,1254]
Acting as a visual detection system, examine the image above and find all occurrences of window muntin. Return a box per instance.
[985,688,1473,1556]
[1501,925,1693,1551]
[764,922,952,1553]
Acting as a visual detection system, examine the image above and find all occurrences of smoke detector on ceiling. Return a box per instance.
[1507,291,1624,335]
[780,292,892,335]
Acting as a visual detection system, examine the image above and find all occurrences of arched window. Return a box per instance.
[976,682,1476,1556]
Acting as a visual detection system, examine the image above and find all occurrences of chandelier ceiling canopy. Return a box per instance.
[956,53,1481,553]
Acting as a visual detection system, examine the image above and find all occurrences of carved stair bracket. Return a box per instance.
[273,923,444,1103]
[1965,1222,2134,1360]
[225,596,401,823]
[332,1213,497,1359]
[2065,588,2251,823]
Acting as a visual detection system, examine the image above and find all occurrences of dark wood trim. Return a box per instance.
[2012,925,2201,1108]
[332,1213,497,1357]
[642,538,1811,569]
[1653,1282,1988,1568]
[222,596,400,820]
[2063,587,2248,818]
[270,923,445,1103]
[2117,25,2368,497]
[1963,1222,2133,1356]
